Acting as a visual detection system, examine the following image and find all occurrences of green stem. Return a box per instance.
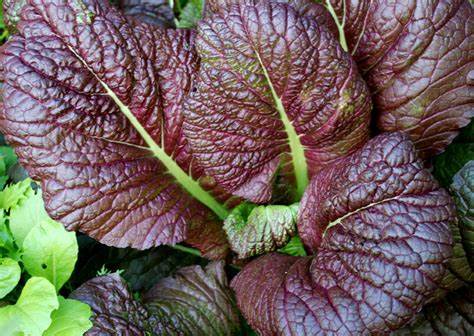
[325,0,349,52]
[254,50,309,198]
[169,244,202,257]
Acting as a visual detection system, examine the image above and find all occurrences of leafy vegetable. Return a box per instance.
[330,0,474,158]
[0,257,20,299]
[0,0,229,254]
[184,0,371,203]
[224,203,299,258]
[22,218,78,291]
[43,296,93,336]
[0,178,92,333]
[71,261,240,335]
[0,277,59,336]
[232,133,454,335]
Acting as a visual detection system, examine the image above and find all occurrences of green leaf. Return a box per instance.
[0,212,16,256]
[0,179,34,210]
[433,143,474,187]
[43,296,92,336]
[177,0,204,28]
[9,191,49,248]
[0,258,20,299]
[22,218,78,291]
[0,147,17,171]
[451,161,474,269]
[224,203,299,258]
[278,236,307,257]
[0,277,59,336]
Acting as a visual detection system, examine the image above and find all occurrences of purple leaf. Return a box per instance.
[183,0,371,203]
[0,0,230,252]
[232,133,454,335]
[71,262,240,335]
[330,0,474,159]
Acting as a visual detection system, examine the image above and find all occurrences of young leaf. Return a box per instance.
[0,178,33,210]
[183,0,371,202]
[0,0,230,251]
[9,191,48,247]
[71,262,240,335]
[224,203,298,258]
[0,277,59,336]
[330,0,474,158]
[232,133,454,335]
[0,257,20,299]
[22,218,78,291]
[43,296,93,336]
[176,0,203,28]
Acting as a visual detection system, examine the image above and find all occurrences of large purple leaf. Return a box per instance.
[0,0,230,252]
[183,0,371,203]
[331,0,474,159]
[232,133,454,335]
[71,262,240,335]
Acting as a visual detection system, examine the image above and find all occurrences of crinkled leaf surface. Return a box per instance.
[0,277,59,336]
[117,0,175,27]
[436,160,474,296]
[331,0,474,158]
[232,133,454,335]
[0,258,20,299]
[451,161,474,274]
[43,296,93,336]
[224,202,298,258]
[71,262,240,335]
[177,0,204,28]
[184,0,371,202]
[22,218,78,291]
[393,286,474,336]
[2,0,27,30]
[0,0,230,252]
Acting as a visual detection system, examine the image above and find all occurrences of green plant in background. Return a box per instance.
[0,149,92,336]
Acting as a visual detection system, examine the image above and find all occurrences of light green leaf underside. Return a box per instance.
[224,203,299,258]
[65,43,228,220]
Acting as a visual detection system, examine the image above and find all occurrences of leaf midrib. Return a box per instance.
[65,45,229,220]
[253,50,309,199]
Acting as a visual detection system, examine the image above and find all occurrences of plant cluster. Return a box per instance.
[0,0,472,335]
